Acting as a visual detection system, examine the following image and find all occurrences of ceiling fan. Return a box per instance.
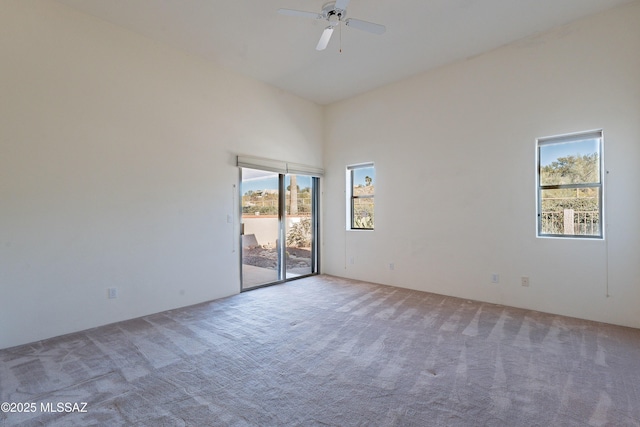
[278,0,386,51]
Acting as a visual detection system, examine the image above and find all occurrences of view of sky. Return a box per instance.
[241,166,375,194]
[241,169,312,194]
[539,138,599,166]
[352,166,375,187]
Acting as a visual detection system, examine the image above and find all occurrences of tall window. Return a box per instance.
[347,163,375,230]
[537,130,603,238]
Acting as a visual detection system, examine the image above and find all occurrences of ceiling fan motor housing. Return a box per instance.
[322,2,346,23]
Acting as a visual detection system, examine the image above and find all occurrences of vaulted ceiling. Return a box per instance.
[56,0,636,104]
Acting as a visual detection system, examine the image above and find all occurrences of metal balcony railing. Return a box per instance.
[540,210,600,235]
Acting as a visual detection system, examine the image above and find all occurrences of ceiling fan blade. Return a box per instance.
[334,0,351,11]
[316,26,334,51]
[277,8,322,20]
[344,18,386,35]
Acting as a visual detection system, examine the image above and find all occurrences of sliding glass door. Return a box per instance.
[240,168,319,290]
[240,169,281,288]
[284,174,316,279]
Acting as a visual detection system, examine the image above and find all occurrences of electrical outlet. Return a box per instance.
[491,274,500,284]
[108,288,117,299]
[521,277,530,287]
[349,257,355,265]
[389,263,395,271]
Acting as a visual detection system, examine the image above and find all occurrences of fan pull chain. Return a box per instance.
[339,21,342,53]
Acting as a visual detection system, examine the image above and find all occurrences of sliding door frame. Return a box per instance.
[238,157,322,292]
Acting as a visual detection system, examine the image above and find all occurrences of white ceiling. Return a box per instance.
[55,0,635,105]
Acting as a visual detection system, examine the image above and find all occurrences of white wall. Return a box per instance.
[323,2,640,328]
[0,0,323,349]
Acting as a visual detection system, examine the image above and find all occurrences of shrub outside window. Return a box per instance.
[347,163,375,230]
[537,130,603,238]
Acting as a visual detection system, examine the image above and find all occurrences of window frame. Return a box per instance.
[536,130,604,239]
[347,163,375,231]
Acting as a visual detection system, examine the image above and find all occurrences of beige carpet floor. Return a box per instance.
[1,275,640,426]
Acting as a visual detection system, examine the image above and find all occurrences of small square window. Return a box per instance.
[347,163,374,230]
[537,130,603,238]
